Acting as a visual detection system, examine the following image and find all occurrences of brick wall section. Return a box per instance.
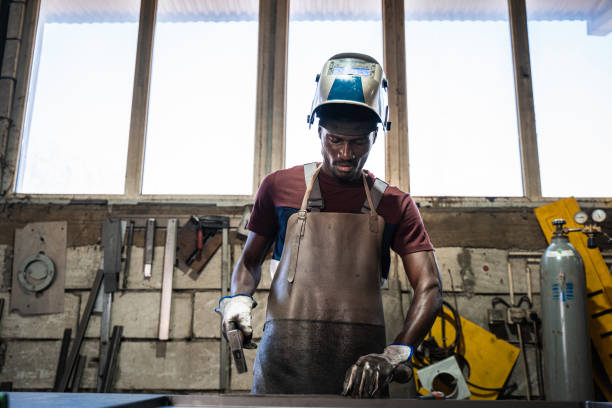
[0,233,563,397]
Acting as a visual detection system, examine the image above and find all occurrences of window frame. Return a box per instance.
[3,0,611,207]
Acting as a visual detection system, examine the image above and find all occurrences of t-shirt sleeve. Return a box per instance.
[392,194,434,256]
[246,172,278,238]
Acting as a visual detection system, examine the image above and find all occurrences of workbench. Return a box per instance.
[4,393,612,408]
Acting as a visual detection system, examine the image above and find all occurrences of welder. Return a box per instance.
[217,53,442,398]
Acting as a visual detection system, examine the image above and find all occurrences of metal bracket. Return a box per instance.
[416,356,471,400]
[11,222,67,315]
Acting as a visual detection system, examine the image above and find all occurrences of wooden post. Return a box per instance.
[508,0,542,200]
[382,0,410,192]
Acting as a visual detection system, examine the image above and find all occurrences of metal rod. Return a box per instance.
[71,355,87,393]
[220,226,231,392]
[507,262,515,305]
[102,325,124,393]
[526,265,533,304]
[158,219,177,341]
[56,269,104,391]
[53,328,72,390]
[517,324,531,400]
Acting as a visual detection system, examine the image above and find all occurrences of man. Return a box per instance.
[217,53,442,398]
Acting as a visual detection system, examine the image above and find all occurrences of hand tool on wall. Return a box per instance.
[123,221,135,289]
[157,219,177,358]
[177,216,228,280]
[143,218,156,279]
[102,219,122,293]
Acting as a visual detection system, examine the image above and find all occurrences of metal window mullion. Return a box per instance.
[382,0,409,192]
[253,0,289,192]
[508,0,542,200]
[124,0,157,199]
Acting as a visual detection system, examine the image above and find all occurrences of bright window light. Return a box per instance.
[405,0,523,197]
[527,0,612,198]
[141,1,258,195]
[16,0,139,194]
[285,0,385,179]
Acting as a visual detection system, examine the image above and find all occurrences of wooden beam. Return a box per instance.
[124,0,157,199]
[508,0,542,200]
[253,0,289,192]
[382,0,409,191]
[2,0,40,195]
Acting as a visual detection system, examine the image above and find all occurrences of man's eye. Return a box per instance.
[329,137,342,143]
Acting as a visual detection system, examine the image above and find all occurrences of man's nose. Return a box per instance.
[338,142,353,159]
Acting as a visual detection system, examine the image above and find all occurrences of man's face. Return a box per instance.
[319,126,377,183]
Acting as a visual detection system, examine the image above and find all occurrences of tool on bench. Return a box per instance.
[143,218,156,279]
[227,322,247,373]
[177,216,229,280]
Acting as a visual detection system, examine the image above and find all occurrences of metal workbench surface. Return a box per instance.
[4,392,612,408]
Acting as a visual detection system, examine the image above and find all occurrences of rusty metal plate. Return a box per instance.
[11,221,67,315]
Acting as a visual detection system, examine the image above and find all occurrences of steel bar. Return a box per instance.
[71,355,87,393]
[102,325,124,393]
[123,221,135,289]
[219,226,231,391]
[143,218,155,279]
[53,328,72,391]
[158,219,177,341]
[56,269,104,391]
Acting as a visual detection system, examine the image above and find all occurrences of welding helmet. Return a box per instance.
[307,53,391,133]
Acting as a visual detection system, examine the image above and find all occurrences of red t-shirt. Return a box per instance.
[247,164,433,268]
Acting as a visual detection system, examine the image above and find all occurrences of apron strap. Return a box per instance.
[360,178,389,214]
[362,173,379,233]
[303,162,324,212]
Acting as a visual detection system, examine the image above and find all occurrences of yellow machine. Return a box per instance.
[414,305,519,400]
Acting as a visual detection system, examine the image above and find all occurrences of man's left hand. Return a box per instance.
[342,344,413,398]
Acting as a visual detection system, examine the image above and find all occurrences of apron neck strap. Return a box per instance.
[362,173,376,217]
[301,164,323,211]
[300,164,377,218]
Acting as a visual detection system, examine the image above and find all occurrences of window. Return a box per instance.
[285,0,386,179]
[142,0,259,195]
[526,0,612,197]
[404,0,523,197]
[15,0,140,194]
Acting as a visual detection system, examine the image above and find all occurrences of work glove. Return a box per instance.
[342,344,413,398]
[215,294,258,349]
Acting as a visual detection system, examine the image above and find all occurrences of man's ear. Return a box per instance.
[371,130,378,144]
[318,125,324,140]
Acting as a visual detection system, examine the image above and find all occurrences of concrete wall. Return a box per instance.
[0,203,569,397]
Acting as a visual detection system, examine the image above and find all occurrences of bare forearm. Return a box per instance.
[393,282,442,346]
[393,251,442,347]
[231,257,262,295]
[230,231,273,296]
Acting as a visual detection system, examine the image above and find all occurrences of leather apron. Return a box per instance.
[252,165,387,394]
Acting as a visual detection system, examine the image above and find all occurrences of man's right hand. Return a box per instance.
[215,294,258,349]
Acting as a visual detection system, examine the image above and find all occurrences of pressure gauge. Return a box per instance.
[592,209,607,223]
[574,211,589,225]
